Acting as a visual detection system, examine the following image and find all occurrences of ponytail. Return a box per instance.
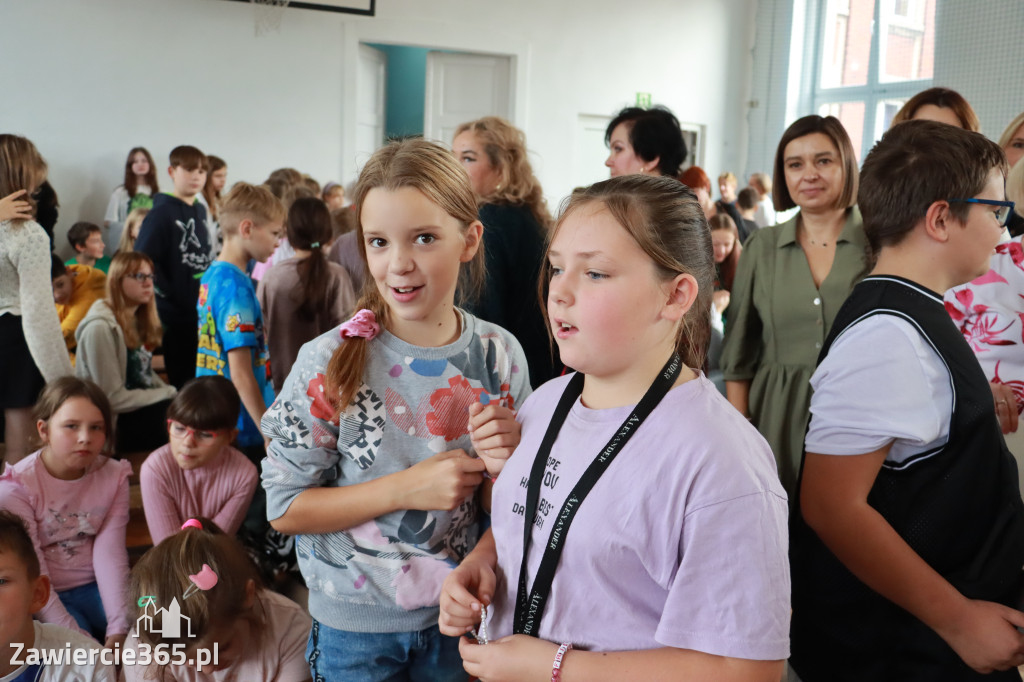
[287,197,335,323]
[296,250,330,322]
[324,289,390,416]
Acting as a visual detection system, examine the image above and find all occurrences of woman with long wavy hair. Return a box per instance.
[453,116,559,386]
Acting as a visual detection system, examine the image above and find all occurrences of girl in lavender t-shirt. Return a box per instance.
[440,175,791,681]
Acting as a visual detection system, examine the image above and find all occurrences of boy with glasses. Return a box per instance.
[790,119,1024,680]
[140,376,257,546]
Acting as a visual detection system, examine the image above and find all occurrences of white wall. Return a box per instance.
[2,0,349,257]
[932,0,1024,139]
[1,0,757,256]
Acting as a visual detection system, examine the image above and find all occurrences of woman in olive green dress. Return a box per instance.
[721,115,869,495]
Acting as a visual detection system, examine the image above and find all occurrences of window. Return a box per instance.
[813,0,936,160]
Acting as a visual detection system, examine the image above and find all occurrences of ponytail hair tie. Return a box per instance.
[340,309,380,341]
[310,242,321,249]
[181,519,203,531]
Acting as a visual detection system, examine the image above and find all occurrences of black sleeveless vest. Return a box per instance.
[790,276,1024,682]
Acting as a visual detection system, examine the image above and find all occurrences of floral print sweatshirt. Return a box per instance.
[261,310,530,633]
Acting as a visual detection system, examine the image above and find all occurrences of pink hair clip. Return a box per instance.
[182,564,219,601]
[181,519,203,531]
[340,309,380,341]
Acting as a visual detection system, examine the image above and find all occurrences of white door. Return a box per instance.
[424,52,512,146]
[355,44,387,167]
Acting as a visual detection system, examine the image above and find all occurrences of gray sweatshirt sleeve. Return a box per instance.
[261,332,344,521]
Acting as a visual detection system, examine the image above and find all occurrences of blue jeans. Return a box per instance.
[306,619,467,682]
[57,581,106,641]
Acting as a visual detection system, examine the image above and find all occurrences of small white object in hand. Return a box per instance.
[472,604,489,644]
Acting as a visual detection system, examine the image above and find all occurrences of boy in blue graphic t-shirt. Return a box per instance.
[196,183,284,450]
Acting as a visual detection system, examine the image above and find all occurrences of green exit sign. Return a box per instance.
[636,92,652,108]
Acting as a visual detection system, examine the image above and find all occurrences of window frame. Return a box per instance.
[811,0,935,159]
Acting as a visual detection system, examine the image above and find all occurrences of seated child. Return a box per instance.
[123,518,312,682]
[51,254,106,357]
[140,376,258,546]
[74,252,176,454]
[115,207,149,255]
[790,120,1024,679]
[64,222,111,274]
[0,510,115,682]
[0,378,131,647]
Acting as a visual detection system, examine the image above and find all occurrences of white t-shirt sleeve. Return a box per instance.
[805,314,952,465]
[104,186,128,225]
[34,621,116,681]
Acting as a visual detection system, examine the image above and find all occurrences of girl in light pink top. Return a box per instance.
[0,377,131,647]
[140,376,257,546]
[123,518,312,682]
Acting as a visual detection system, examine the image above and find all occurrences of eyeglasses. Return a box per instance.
[126,272,155,283]
[166,420,223,444]
[948,198,1017,227]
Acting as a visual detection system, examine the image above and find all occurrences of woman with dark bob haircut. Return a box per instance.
[721,114,869,495]
[604,105,687,178]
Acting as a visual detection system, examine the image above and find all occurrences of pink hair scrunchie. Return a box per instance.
[181,519,203,530]
[340,309,381,341]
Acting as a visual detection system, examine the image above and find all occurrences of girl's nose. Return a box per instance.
[388,247,414,274]
[549,277,573,306]
[604,153,614,168]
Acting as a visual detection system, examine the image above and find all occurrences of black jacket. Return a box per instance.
[135,193,212,323]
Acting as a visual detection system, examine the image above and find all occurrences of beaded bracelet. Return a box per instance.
[551,642,572,681]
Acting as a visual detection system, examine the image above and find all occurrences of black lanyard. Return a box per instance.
[513,353,682,636]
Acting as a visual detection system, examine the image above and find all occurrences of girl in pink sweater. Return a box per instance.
[140,376,258,545]
[0,377,131,647]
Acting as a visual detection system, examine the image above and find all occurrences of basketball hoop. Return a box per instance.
[251,0,290,36]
